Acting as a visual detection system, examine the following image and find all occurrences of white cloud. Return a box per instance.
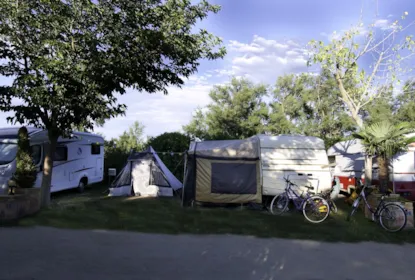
[94,81,214,139]
[373,19,393,30]
[224,35,309,83]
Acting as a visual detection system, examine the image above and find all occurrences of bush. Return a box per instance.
[12,127,37,188]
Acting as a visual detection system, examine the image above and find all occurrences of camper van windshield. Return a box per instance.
[0,142,18,165]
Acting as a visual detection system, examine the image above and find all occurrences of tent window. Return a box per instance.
[150,163,170,187]
[211,162,257,194]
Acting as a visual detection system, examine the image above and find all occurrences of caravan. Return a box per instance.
[0,127,104,195]
[328,139,415,201]
[182,134,333,206]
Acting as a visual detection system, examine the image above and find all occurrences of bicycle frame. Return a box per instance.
[285,181,313,211]
[353,185,386,217]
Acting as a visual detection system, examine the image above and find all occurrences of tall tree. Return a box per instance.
[308,12,415,185]
[395,79,415,126]
[116,121,145,153]
[184,78,269,140]
[269,71,356,148]
[308,12,415,128]
[0,0,225,207]
[146,132,190,180]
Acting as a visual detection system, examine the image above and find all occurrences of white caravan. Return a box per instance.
[328,138,415,201]
[0,127,104,195]
[258,134,333,196]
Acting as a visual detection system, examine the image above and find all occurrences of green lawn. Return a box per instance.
[16,184,415,243]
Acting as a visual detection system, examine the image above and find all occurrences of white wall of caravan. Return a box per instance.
[256,135,332,196]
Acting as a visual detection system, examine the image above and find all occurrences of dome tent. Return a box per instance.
[108,146,182,197]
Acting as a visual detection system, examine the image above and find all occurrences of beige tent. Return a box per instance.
[182,137,261,206]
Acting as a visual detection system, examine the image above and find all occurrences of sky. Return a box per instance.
[0,0,414,140]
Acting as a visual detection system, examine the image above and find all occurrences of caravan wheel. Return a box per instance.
[77,179,87,193]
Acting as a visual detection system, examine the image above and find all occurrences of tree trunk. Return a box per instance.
[40,134,58,208]
[378,156,389,193]
[363,152,375,191]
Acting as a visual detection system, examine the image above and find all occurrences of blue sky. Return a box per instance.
[0,0,414,140]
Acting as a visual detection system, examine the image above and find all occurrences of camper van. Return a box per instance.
[327,139,415,201]
[0,127,104,195]
[182,134,333,206]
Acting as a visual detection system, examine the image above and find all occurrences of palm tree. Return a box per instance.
[353,121,415,193]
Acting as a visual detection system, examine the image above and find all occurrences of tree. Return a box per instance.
[308,12,415,185]
[362,86,395,125]
[104,121,145,178]
[184,78,269,140]
[116,121,145,153]
[395,79,415,126]
[353,121,415,193]
[269,71,356,148]
[146,132,190,180]
[0,0,225,207]
[12,126,37,189]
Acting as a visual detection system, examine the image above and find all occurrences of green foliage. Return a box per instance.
[116,121,145,153]
[395,79,415,126]
[104,121,145,177]
[13,127,37,188]
[362,86,395,126]
[308,12,415,128]
[353,121,415,192]
[104,138,129,179]
[146,132,190,181]
[0,0,226,139]
[269,71,356,148]
[353,121,415,159]
[183,78,269,140]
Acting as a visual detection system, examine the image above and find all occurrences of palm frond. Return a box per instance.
[353,121,415,158]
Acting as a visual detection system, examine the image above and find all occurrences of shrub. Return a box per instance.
[12,127,37,188]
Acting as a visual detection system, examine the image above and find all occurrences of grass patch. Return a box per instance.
[16,184,415,243]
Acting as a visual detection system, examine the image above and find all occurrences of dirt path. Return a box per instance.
[0,227,414,280]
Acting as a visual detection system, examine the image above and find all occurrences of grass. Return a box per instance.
[14,184,415,244]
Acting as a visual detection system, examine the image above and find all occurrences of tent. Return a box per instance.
[108,146,182,197]
[181,137,262,206]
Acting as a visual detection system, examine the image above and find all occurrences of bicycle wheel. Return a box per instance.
[329,200,338,214]
[302,196,330,223]
[270,193,289,215]
[346,196,360,221]
[379,203,407,232]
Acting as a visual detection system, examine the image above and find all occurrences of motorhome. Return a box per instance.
[0,127,104,195]
[327,139,415,201]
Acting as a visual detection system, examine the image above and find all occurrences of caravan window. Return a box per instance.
[91,144,101,155]
[31,145,42,165]
[54,146,68,161]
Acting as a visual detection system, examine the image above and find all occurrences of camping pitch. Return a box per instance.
[182,134,332,207]
[108,146,182,197]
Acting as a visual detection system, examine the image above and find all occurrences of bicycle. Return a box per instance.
[347,184,407,232]
[318,177,341,214]
[319,188,338,214]
[269,176,330,223]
